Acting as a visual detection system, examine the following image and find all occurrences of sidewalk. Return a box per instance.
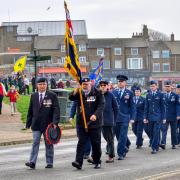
[0,103,76,146]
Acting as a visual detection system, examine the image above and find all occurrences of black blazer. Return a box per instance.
[26,90,60,132]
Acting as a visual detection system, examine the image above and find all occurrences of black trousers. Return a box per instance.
[0,95,3,114]
[102,126,115,158]
[76,127,101,166]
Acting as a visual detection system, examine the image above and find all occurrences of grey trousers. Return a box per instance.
[29,131,54,165]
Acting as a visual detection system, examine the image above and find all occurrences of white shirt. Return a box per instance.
[38,91,46,102]
[24,78,30,85]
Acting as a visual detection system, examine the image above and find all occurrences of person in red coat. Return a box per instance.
[6,85,19,115]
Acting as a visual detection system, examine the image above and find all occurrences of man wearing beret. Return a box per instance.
[160,81,180,149]
[69,77,105,169]
[112,75,135,160]
[99,80,119,163]
[25,77,60,169]
[175,85,180,145]
[144,80,165,154]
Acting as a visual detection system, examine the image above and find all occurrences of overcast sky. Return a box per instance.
[0,0,180,39]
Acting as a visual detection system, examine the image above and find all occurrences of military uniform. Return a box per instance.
[132,94,145,147]
[112,75,135,160]
[144,81,165,153]
[176,85,180,144]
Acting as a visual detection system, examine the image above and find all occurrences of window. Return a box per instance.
[16,36,32,41]
[131,48,138,55]
[91,60,99,69]
[97,48,104,56]
[58,57,65,64]
[153,63,160,72]
[162,50,170,58]
[127,58,143,69]
[6,26,13,32]
[163,63,170,72]
[114,48,121,55]
[61,45,65,52]
[79,56,86,64]
[115,60,122,69]
[79,44,86,52]
[152,51,160,59]
[103,60,110,69]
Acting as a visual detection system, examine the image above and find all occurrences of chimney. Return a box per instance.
[143,24,149,39]
[171,33,174,41]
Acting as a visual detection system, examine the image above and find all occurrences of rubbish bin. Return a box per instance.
[51,89,73,123]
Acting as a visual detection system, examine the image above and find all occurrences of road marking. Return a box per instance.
[136,169,180,180]
[68,168,132,180]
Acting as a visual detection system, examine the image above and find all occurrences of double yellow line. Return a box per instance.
[136,169,180,180]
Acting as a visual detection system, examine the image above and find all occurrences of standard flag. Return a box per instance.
[89,57,104,86]
[64,1,82,84]
[14,55,27,73]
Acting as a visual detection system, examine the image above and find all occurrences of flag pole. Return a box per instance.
[79,87,88,132]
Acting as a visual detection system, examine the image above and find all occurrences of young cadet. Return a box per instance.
[144,80,165,154]
[99,80,119,163]
[132,87,146,149]
[160,81,180,149]
[69,78,105,169]
[112,75,135,160]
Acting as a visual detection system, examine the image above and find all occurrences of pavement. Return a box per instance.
[0,103,76,146]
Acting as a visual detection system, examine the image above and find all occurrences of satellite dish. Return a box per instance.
[27,27,32,33]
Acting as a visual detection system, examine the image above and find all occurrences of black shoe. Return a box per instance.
[87,158,94,164]
[94,163,101,169]
[136,145,142,149]
[25,162,35,169]
[159,144,166,150]
[72,161,82,170]
[172,145,176,149]
[45,164,53,168]
[151,150,157,154]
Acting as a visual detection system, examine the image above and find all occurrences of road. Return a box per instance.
[0,133,180,180]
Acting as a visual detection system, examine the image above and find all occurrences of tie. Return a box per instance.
[39,94,43,107]
[136,97,139,104]
[167,93,170,99]
[119,90,122,98]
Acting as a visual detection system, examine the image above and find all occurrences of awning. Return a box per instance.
[38,67,87,74]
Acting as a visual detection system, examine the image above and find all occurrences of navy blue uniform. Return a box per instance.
[176,94,180,144]
[144,91,165,152]
[113,88,135,158]
[161,92,180,146]
[132,96,145,147]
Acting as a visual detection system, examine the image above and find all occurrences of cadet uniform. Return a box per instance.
[160,81,180,149]
[69,78,105,169]
[112,75,135,160]
[144,81,165,154]
[176,85,180,144]
[132,87,146,148]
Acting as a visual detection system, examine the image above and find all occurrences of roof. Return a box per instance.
[2,20,87,36]
[88,38,148,48]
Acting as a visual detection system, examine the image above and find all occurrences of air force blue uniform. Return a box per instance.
[161,92,180,146]
[132,96,145,147]
[113,88,136,158]
[144,91,165,152]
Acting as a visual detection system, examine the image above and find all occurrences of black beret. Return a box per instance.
[37,77,47,83]
[150,80,157,85]
[177,84,180,88]
[82,77,90,83]
[164,80,171,86]
[134,87,142,92]
[45,123,61,145]
[117,75,128,81]
[99,80,109,85]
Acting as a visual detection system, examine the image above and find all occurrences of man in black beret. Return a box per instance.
[69,77,105,169]
[25,77,60,169]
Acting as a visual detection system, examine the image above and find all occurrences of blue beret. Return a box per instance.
[164,80,171,86]
[134,87,141,92]
[99,80,109,85]
[150,80,157,85]
[37,77,47,83]
[117,75,128,81]
[82,77,90,83]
